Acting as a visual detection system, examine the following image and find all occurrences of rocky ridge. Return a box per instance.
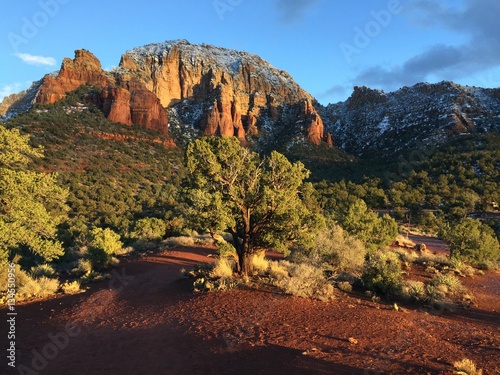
[34,49,169,135]
[2,42,500,156]
[323,82,500,156]
[1,41,330,147]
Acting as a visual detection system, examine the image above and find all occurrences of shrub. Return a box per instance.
[61,281,82,295]
[163,236,196,248]
[476,260,499,271]
[319,225,367,273]
[362,251,403,297]
[441,218,500,264]
[336,281,353,293]
[18,276,59,299]
[275,262,334,302]
[215,239,237,259]
[210,257,235,279]
[76,258,93,276]
[30,264,56,278]
[294,224,367,274]
[252,251,269,274]
[453,358,483,375]
[89,227,123,256]
[131,217,166,241]
[402,280,426,301]
[268,261,289,280]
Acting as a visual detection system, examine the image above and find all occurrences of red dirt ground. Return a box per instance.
[2,243,499,375]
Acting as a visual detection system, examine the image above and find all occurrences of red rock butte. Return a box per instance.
[34,41,332,145]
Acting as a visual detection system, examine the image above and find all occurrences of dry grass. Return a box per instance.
[454,358,483,375]
[252,252,269,274]
[61,280,83,295]
[209,257,235,279]
[395,234,416,248]
[163,236,196,248]
[18,276,60,299]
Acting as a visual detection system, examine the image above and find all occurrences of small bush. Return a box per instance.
[89,227,123,256]
[130,217,166,241]
[453,358,483,375]
[18,276,59,299]
[315,225,367,273]
[402,280,426,302]
[252,252,269,274]
[392,248,419,264]
[362,251,403,297]
[210,257,235,279]
[76,258,93,276]
[276,262,334,302]
[476,260,499,271]
[163,236,196,248]
[433,273,461,290]
[30,264,56,278]
[61,281,82,295]
[336,281,353,293]
[216,239,237,259]
[268,261,289,280]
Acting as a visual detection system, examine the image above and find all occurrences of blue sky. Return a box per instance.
[1,0,500,105]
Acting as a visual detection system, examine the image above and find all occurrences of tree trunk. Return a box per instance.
[238,250,254,276]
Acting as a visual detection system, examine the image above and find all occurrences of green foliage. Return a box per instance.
[362,251,404,296]
[336,198,398,252]
[131,217,166,241]
[89,227,123,255]
[440,218,500,264]
[84,227,122,270]
[0,125,68,263]
[183,136,321,275]
[4,95,185,244]
[296,223,367,274]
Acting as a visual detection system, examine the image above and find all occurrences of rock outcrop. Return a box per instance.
[34,50,169,136]
[323,81,500,156]
[118,40,328,145]
[36,49,110,104]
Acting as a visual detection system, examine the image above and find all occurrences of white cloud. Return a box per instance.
[351,0,500,91]
[15,53,56,67]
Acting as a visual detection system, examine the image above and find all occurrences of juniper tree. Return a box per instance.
[183,136,321,275]
[0,126,68,264]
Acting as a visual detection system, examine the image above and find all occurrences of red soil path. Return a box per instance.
[2,244,499,375]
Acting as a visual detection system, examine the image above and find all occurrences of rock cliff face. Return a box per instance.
[36,50,110,104]
[5,41,330,146]
[323,82,500,156]
[34,50,169,136]
[119,40,330,145]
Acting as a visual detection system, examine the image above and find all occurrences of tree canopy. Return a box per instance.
[0,126,68,264]
[183,136,322,275]
[441,217,500,264]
